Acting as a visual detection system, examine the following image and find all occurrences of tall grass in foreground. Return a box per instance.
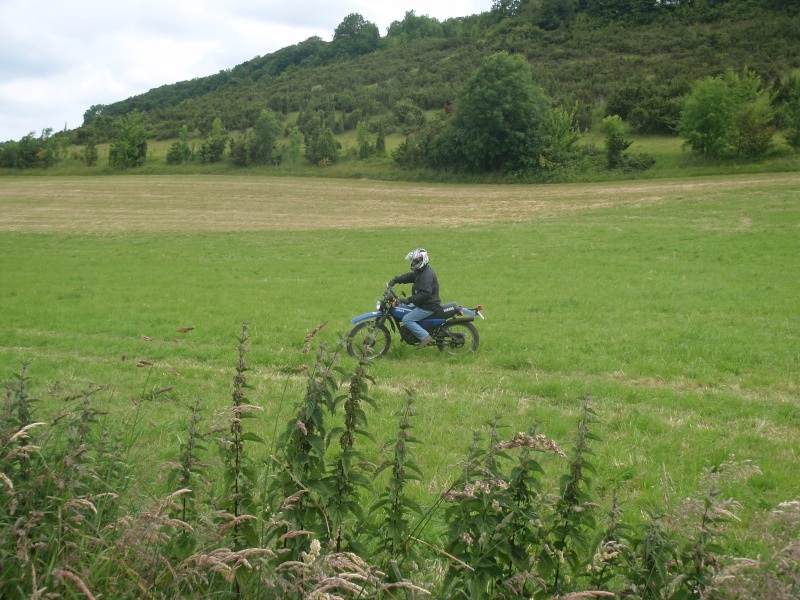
[2,326,798,599]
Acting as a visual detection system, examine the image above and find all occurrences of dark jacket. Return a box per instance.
[394,265,441,312]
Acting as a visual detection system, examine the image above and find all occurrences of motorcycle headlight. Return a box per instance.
[376,300,382,311]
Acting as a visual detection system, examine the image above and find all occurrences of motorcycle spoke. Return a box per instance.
[437,323,479,357]
[347,321,391,361]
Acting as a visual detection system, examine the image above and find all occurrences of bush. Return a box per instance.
[392,98,426,134]
[304,125,340,165]
[680,69,775,160]
[108,111,148,168]
[198,118,228,164]
[623,151,656,171]
[602,114,632,169]
[166,125,192,165]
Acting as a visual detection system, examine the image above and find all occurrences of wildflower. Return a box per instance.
[302,538,322,565]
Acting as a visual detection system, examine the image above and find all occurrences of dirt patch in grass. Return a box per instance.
[1,174,798,233]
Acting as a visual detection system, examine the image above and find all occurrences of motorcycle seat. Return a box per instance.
[430,302,462,320]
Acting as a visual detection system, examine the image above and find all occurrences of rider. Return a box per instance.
[388,248,442,349]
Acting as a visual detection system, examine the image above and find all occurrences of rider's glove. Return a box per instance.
[396,296,409,305]
[387,278,396,287]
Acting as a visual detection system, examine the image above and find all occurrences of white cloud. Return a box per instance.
[0,1,490,142]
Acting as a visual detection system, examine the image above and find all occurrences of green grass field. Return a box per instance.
[1,173,798,549]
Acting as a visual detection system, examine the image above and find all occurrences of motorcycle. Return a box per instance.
[346,285,484,361]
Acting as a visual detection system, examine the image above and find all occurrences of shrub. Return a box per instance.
[108,111,148,168]
[602,114,632,169]
[198,118,228,163]
[166,125,192,165]
[680,68,775,160]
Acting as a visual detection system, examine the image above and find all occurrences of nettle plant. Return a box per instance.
[1,325,794,599]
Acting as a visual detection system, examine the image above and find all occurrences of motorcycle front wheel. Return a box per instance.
[347,321,391,361]
[437,322,479,357]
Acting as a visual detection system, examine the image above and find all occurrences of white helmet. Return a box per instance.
[406,248,429,271]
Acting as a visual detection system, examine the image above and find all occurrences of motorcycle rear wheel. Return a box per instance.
[347,321,391,361]
[437,322,479,357]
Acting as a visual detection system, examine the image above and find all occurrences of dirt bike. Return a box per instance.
[346,285,484,361]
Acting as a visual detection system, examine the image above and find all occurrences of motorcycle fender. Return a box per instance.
[351,311,382,325]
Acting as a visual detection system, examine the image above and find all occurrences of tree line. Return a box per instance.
[1,0,798,173]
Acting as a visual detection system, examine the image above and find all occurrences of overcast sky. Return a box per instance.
[0,0,490,143]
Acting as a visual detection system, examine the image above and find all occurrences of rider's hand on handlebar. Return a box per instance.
[386,278,396,288]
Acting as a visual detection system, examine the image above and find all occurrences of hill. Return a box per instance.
[77,0,800,143]
[2,0,799,177]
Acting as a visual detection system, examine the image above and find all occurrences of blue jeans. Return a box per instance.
[402,307,434,341]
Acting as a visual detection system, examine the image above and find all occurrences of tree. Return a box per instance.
[491,0,523,19]
[536,0,579,29]
[393,99,426,134]
[606,82,682,135]
[0,141,15,168]
[108,111,148,168]
[679,69,773,159]
[229,135,253,167]
[539,105,582,170]
[166,125,192,165]
[308,128,339,165]
[679,76,736,158]
[83,138,98,167]
[38,128,65,168]
[356,121,374,159]
[82,104,105,127]
[303,117,339,165]
[580,0,659,22]
[252,109,282,165]
[442,52,550,173]
[15,133,40,168]
[602,115,632,169]
[375,127,386,156]
[332,13,379,57]
[199,118,228,163]
[386,11,443,44]
[773,74,800,150]
[284,126,304,164]
[733,103,774,159]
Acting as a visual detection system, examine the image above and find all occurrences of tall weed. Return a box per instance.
[1,326,797,598]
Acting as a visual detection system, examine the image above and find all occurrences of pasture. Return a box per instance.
[1,172,799,543]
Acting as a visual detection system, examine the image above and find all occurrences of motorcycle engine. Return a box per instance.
[399,326,418,344]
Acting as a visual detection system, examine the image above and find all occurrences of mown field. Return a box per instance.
[1,173,798,552]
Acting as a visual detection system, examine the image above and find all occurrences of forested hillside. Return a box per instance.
[76,0,799,139]
[2,0,799,175]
